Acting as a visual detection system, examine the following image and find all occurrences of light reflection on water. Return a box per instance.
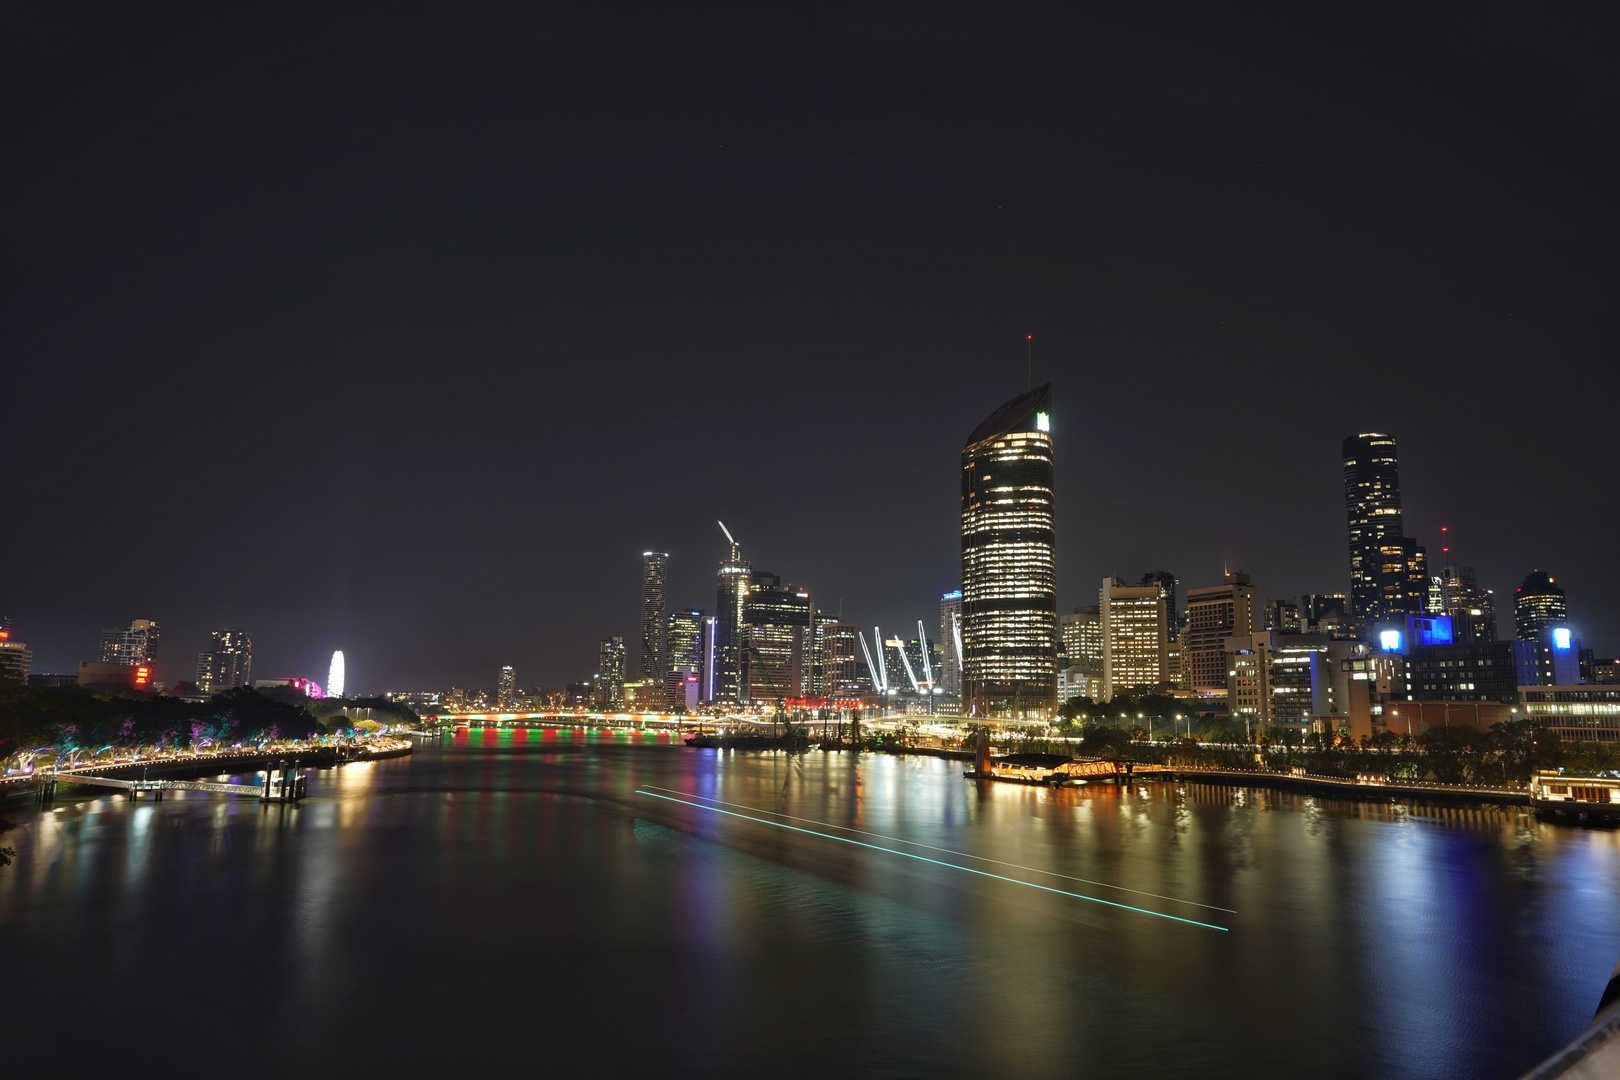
[1,728,1617,1080]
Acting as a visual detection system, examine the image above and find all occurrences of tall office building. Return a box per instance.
[1185,572,1260,694]
[100,618,160,668]
[641,552,669,685]
[1059,607,1102,676]
[196,629,253,694]
[960,384,1057,719]
[1263,598,1302,633]
[1342,433,1428,624]
[1515,570,1569,641]
[1440,564,1497,643]
[597,636,626,709]
[810,609,838,696]
[497,665,517,709]
[714,529,750,704]
[822,622,863,699]
[0,619,32,683]
[1139,571,1180,632]
[668,609,704,671]
[938,590,963,695]
[741,572,812,704]
[1099,577,1168,700]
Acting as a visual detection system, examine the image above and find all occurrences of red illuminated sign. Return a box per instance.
[135,666,150,686]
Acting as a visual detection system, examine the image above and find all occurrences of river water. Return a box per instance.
[3,729,1617,1079]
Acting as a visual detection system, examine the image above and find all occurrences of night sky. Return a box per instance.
[5,3,1617,692]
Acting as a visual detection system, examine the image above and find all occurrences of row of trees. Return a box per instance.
[0,682,417,768]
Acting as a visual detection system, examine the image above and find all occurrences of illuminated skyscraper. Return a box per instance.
[938,590,963,695]
[1059,606,1101,695]
[821,622,863,698]
[100,618,160,668]
[1342,433,1427,623]
[0,618,32,683]
[497,664,516,709]
[1099,577,1168,700]
[668,609,704,672]
[641,552,669,685]
[196,629,252,694]
[1185,572,1260,694]
[597,636,626,709]
[1515,570,1569,641]
[741,573,811,704]
[961,384,1057,719]
[1440,564,1497,643]
[713,525,750,705]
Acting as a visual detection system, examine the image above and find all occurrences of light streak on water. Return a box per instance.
[635,788,1230,932]
[639,783,1235,914]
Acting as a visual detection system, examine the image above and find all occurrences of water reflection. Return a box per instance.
[2,731,1617,1080]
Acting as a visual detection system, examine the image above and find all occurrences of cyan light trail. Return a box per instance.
[641,784,1235,914]
[635,789,1231,932]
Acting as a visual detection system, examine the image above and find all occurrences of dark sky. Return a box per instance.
[5,2,1617,692]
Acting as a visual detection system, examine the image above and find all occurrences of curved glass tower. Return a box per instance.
[960,384,1057,720]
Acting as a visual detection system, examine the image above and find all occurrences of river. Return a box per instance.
[2,728,1617,1079]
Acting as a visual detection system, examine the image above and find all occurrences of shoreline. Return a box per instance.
[1,742,412,809]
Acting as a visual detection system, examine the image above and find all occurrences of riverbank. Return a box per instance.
[0,740,412,809]
[1161,767,1530,807]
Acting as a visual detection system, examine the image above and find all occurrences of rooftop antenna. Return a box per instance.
[1441,526,1452,569]
[1026,334,1033,391]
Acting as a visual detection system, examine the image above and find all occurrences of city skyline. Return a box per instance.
[7,415,1608,696]
[4,9,1615,691]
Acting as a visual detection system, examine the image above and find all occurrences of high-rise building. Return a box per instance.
[0,619,32,683]
[1440,564,1497,643]
[1099,577,1167,701]
[1263,598,1302,634]
[1302,593,1350,634]
[665,608,705,709]
[641,552,669,685]
[195,629,253,694]
[597,636,626,709]
[1059,606,1102,679]
[810,609,838,696]
[741,573,812,704]
[1139,571,1180,632]
[1269,633,1331,721]
[1515,570,1569,641]
[100,618,160,668]
[1185,572,1260,694]
[938,590,963,696]
[497,665,517,709]
[668,609,704,670]
[960,384,1057,719]
[1225,632,1274,723]
[1342,433,1427,624]
[821,622,863,698]
[714,527,750,704]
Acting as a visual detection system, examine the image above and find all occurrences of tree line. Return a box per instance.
[0,681,418,767]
